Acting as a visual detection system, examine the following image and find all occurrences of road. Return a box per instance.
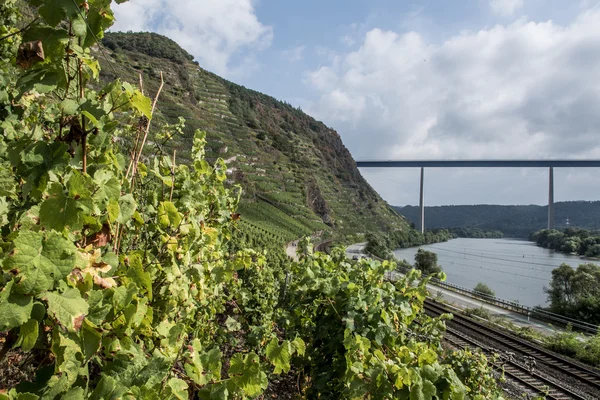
[346,242,368,256]
[345,243,563,336]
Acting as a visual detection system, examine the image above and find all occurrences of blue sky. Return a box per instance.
[113,0,600,207]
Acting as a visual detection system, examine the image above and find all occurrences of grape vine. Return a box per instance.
[0,1,504,399]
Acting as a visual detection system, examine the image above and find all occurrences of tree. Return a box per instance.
[545,263,600,324]
[414,249,442,275]
[585,244,600,257]
[473,282,495,298]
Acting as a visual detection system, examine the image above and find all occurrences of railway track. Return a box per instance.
[425,300,600,399]
[443,325,583,399]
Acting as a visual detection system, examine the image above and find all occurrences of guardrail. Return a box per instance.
[422,273,599,334]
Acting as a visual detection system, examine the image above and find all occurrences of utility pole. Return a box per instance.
[548,167,554,230]
[419,167,425,234]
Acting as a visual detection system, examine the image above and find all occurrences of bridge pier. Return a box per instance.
[548,167,554,230]
[419,167,425,234]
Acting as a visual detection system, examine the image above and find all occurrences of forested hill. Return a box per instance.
[98,32,408,238]
[395,201,600,238]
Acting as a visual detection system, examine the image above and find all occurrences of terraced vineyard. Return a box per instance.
[97,32,410,239]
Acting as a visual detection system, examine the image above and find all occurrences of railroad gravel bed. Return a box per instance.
[428,306,599,400]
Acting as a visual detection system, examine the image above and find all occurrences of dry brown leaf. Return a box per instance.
[17,40,45,69]
[87,224,112,247]
[91,274,116,289]
[73,315,85,332]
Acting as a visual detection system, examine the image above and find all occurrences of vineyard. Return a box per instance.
[0,1,503,399]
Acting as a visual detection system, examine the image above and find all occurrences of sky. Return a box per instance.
[112,0,600,206]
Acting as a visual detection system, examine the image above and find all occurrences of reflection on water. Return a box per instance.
[393,238,587,307]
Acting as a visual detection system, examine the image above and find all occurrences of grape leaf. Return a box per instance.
[59,99,79,115]
[4,231,77,295]
[18,319,39,352]
[229,353,268,397]
[224,316,241,332]
[167,378,188,400]
[158,201,181,229]
[117,194,136,224]
[0,196,9,226]
[292,337,306,356]
[62,387,85,400]
[0,281,33,331]
[129,90,152,120]
[40,288,89,332]
[39,183,83,232]
[81,321,102,361]
[266,338,292,374]
[89,376,127,400]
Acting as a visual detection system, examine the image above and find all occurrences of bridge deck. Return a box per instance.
[356,160,600,168]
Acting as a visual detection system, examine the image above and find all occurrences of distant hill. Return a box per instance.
[97,32,409,238]
[394,201,600,238]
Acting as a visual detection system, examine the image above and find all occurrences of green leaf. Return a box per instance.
[266,338,291,374]
[418,349,437,367]
[167,378,188,400]
[117,194,137,224]
[224,316,241,332]
[184,339,222,386]
[229,353,267,397]
[197,384,228,400]
[19,319,39,352]
[82,321,102,361]
[84,6,115,48]
[111,284,137,313]
[0,197,9,227]
[12,393,39,400]
[59,99,79,115]
[107,199,119,222]
[40,288,89,332]
[72,16,87,37]
[130,90,152,120]
[62,387,85,400]
[39,183,84,232]
[89,375,127,400]
[292,337,306,356]
[158,201,181,229]
[0,163,16,197]
[92,170,121,203]
[3,231,77,295]
[0,281,33,331]
[67,171,92,199]
[86,290,111,326]
[422,379,437,400]
[126,252,152,301]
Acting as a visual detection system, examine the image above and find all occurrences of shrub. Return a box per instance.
[415,249,443,275]
[473,282,495,298]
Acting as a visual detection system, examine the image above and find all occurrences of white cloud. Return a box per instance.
[282,46,306,63]
[489,0,524,16]
[305,10,600,204]
[111,0,273,77]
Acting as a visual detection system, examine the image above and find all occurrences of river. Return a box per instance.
[393,238,589,308]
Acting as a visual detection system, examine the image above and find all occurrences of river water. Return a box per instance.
[393,238,588,308]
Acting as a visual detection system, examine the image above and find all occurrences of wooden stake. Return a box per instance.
[170,150,177,202]
[130,71,164,188]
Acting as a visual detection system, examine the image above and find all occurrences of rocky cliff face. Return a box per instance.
[98,32,408,235]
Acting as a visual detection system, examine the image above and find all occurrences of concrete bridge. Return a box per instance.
[355,160,600,234]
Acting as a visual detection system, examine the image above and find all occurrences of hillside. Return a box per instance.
[97,32,408,240]
[395,201,600,238]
